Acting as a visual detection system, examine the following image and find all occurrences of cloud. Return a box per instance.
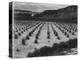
[14,2,69,12]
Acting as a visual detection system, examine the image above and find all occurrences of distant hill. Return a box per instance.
[14,9,39,20]
[34,5,77,23]
[14,5,77,23]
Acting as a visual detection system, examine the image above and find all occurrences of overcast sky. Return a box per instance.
[14,2,69,12]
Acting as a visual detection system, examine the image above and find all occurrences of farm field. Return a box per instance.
[13,21,77,58]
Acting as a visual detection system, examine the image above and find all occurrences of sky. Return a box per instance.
[14,2,69,12]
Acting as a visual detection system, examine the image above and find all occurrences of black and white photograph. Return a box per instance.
[9,1,77,58]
